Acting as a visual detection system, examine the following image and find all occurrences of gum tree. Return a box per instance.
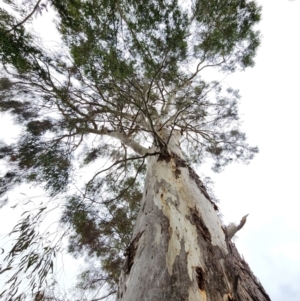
[0,0,271,300]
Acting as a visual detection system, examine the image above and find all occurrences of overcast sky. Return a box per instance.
[1,0,300,300]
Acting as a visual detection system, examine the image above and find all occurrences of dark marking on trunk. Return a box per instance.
[189,208,212,242]
[174,155,186,167]
[124,231,144,274]
[167,239,190,301]
[195,267,205,290]
[174,166,181,179]
[157,147,172,162]
[173,156,185,179]
[142,200,146,212]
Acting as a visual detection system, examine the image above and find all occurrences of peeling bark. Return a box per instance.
[116,130,270,301]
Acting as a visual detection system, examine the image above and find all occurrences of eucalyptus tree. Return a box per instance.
[0,0,271,300]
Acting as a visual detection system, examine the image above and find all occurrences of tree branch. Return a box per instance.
[77,127,149,156]
[5,0,43,33]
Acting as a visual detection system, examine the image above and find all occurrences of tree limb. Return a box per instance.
[77,126,149,156]
[5,0,43,33]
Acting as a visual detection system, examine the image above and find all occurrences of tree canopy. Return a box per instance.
[0,0,261,300]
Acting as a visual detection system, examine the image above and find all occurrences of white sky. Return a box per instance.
[207,0,300,299]
[1,0,300,300]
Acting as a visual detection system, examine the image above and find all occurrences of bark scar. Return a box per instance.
[124,231,144,274]
[195,267,205,290]
[189,207,212,243]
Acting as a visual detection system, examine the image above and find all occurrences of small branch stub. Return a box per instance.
[226,214,249,240]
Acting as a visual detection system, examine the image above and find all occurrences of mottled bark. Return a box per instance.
[116,130,270,301]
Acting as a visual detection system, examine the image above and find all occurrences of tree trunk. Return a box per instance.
[116,130,271,301]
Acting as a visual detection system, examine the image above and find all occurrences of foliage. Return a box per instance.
[0,0,261,300]
[0,205,61,301]
[61,171,143,287]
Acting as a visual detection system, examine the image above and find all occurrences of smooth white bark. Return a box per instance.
[116,129,270,301]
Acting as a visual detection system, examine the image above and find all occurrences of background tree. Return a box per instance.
[0,0,269,300]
